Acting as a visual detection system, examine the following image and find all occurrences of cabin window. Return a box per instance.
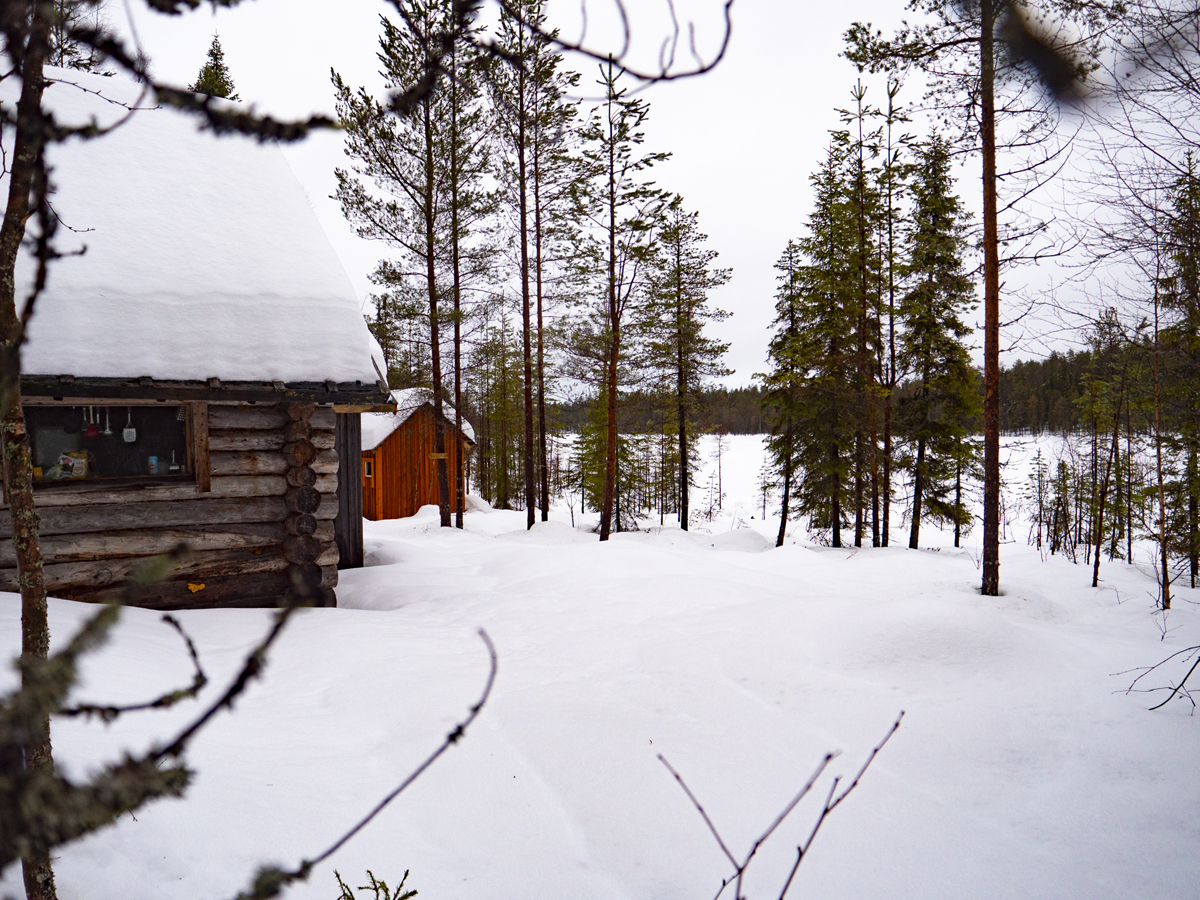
[27,404,192,485]
[364,459,374,479]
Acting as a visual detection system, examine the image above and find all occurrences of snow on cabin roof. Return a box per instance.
[5,70,385,385]
[361,389,475,451]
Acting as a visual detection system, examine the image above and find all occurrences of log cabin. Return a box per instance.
[362,389,476,520]
[0,70,391,609]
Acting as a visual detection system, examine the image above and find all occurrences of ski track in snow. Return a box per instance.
[1,434,1197,899]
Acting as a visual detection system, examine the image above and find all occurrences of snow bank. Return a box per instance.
[3,70,383,384]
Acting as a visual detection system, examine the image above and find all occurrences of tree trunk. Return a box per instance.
[533,110,549,522]
[1092,403,1122,588]
[909,435,925,550]
[599,81,619,542]
[830,444,842,548]
[980,0,1001,596]
[0,6,58,897]
[1153,269,1171,608]
[776,427,792,547]
[421,97,451,528]
[516,62,536,531]
[677,286,689,531]
[450,44,465,530]
[954,461,962,548]
[1189,442,1198,589]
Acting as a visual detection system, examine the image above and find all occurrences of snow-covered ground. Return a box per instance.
[2,434,1198,900]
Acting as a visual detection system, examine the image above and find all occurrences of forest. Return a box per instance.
[338,0,1199,599]
[2,3,1200,900]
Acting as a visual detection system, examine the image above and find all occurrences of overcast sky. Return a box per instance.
[115,0,1017,388]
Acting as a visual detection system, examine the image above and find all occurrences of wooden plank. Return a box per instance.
[210,451,288,476]
[0,546,289,592]
[58,570,292,610]
[0,523,287,565]
[192,402,211,493]
[26,476,286,508]
[0,497,287,538]
[209,431,284,452]
[317,543,340,567]
[311,407,336,430]
[334,411,363,568]
[315,473,338,493]
[312,431,335,450]
[208,406,287,430]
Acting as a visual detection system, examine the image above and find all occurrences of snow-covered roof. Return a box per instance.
[361,388,475,451]
[6,70,385,385]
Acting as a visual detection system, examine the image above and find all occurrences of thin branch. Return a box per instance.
[60,615,207,723]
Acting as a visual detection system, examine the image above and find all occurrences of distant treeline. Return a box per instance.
[998,351,1093,433]
[552,386,767,435]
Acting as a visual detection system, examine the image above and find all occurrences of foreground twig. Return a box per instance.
[60,614,207,723]
[661,712,903,900]
[1119,644,1200,711]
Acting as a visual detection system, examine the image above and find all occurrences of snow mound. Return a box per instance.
[708,528,774,553]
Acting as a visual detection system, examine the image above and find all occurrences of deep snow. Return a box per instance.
[3,70,383,385]
[1,434,1197,900]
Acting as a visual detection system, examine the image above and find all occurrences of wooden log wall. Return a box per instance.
[0,401,340,610]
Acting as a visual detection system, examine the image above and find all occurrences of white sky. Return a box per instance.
[116,0,1037,388]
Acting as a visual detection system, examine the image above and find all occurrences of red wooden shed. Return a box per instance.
[361,390,475,520]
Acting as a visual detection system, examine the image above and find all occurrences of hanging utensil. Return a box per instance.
[85,406,99,439]
[63,406,80,435]
[123,407,137,443]
[103,406,112,436]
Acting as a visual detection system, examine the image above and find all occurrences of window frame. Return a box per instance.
[22,399,211,494]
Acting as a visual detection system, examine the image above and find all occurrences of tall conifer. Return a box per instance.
[639,196,731,530]
[895,136,979,548]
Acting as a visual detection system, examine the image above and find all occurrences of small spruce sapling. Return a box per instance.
[189,35,240,100]
[335,869,417,900]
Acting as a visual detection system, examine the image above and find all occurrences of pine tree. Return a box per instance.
[575,60,668,541]
[639,196,731,530]
[334,2,467,527]
[189,34,240,100]
[895,136,980,549]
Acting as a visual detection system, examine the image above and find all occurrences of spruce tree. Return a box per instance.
[491,0,582,527]
[189,34,240,100]
[763,143,859,546]
[761,240,804,547]
[895,136,980,549]
[639,196,731,530]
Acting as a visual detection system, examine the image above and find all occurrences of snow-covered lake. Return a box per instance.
[1,434,1197,900]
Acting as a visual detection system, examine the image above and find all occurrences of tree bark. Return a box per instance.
[909,435,925,550]
[677,269,689,531]
[0,6,58,897]
[422,97,451,529]
[980,0,1001,596]
[776,427,792,547]
[599,76,619,542]
[450,42,465,530]
[517,57,536,531]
